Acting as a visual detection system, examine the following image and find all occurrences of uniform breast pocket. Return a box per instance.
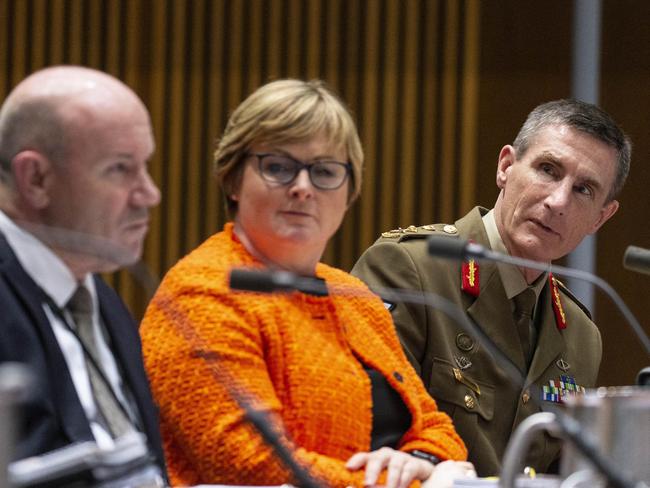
[427,357,495,422]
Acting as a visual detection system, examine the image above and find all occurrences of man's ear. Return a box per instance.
[11,150,53,209]
[589,199,619,234]
[496,145,516,190]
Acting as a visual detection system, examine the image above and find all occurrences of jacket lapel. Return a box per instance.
[94,278,146,416]
[0,233,93,443]
[94,276,161,451]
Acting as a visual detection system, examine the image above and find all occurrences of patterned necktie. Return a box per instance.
[513,287,537,368]
[67,286,132,438]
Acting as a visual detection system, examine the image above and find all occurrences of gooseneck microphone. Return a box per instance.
[623,245,650,276]
[228,267,639,488]
[229,268,328,296]
[427,236,650,356]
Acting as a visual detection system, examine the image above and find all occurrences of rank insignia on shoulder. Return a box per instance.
[541,375,585,403]
[379,224,437,241]
[380,226,417,238]
[381,230,402,238]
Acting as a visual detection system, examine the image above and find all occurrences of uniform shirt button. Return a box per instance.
[522,390,530,404]
[464,394,475,409]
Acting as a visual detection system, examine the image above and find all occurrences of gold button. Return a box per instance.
[464,394,475,409]
[522,390,530,404]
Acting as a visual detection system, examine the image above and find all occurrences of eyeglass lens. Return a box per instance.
[257,154,349,190]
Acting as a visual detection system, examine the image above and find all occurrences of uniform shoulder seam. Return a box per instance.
[555,279,593,320]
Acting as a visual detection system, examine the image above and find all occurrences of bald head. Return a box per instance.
[0,66,149,177]
[0,66,160,277]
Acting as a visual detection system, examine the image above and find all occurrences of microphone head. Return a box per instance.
[623,246,650,276]
[637,366,650,386]
[427,236,469,261]
[229,269,277,293]
[229,268,297,294]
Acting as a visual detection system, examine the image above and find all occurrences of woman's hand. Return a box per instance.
[421,460,477,488]
[346,447,435,488]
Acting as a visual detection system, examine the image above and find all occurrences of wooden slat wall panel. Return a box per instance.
[459,0,480,213]
[0,0,481,317]
[418,2,440,227]
[203,1,226,243]
[357,0,382,262]
[439,0,460,221]
[399,1,420,225]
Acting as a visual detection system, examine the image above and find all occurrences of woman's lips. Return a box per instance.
[281,210,312,218]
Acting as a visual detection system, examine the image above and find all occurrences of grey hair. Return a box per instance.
[0,97,70,179]
[512,99,631,201]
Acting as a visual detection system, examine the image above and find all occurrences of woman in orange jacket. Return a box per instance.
[140,79,475,488]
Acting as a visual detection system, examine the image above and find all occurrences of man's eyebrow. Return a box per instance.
[537,151,563,165]
[581,175,604,193]
[538,151,605,193]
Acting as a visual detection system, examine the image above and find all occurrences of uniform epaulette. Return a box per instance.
[378,223,460,243]
[554,278,593,320]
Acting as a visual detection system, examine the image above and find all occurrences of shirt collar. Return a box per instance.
[482,209,546,301]
[0,211,96,308]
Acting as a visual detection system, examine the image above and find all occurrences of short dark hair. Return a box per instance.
[512,99,631,200]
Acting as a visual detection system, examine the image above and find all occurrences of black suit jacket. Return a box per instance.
[0,232,166,475]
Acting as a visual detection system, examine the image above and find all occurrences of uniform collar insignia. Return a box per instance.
[461,242,480,297]
[549,273,567,330]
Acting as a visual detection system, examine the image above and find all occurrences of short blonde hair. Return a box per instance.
[214,79,363,216]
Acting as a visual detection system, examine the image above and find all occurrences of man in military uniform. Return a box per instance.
[351,99,631,476]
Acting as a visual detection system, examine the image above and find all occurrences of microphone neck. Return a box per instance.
[474,246,650,356]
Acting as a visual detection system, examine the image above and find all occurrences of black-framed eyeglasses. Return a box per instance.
[248,153,352,190]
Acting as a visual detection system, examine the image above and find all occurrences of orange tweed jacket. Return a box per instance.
[141,223,467,487]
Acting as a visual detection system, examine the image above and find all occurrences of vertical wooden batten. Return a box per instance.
[0,0,482,318]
